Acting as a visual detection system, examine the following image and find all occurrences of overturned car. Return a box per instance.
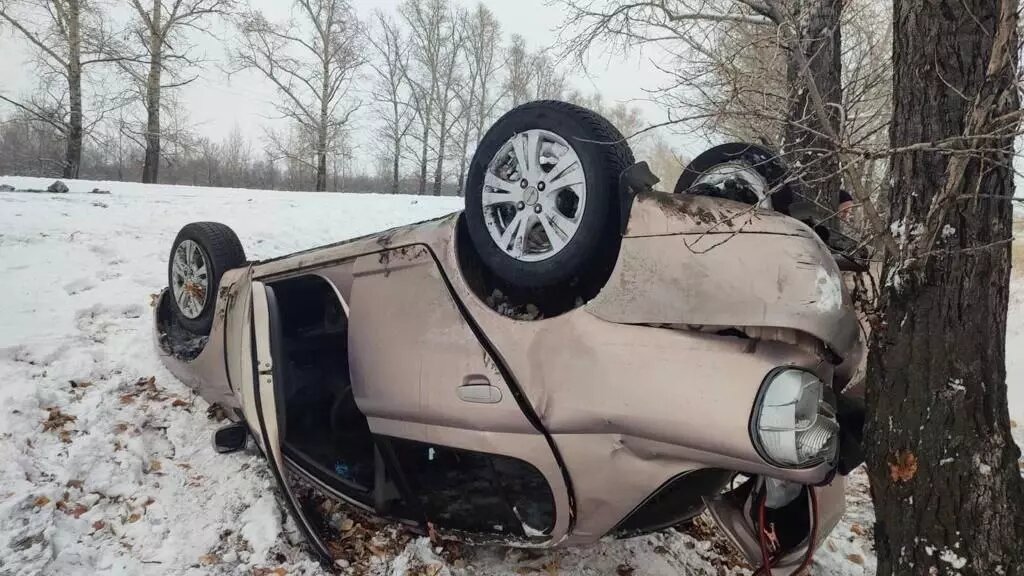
[155,100,865,575]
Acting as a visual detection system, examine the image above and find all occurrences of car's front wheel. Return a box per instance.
[168,222,246,335]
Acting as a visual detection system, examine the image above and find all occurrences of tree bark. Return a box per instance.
[141,0,162,184]
[781,0,842,211]
[431,104,448,196]
[864,0,1024,574]
[416,99,432,195]
[391,139,400,194]
[64,0,82,179]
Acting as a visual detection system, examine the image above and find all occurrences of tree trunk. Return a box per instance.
[432,107,448,196]
[64,0,82,179]
[141,0,162,184]
[391,138,400,194]
[781,0,842,212]
[864,0,1024,574]
[417,101,432,195]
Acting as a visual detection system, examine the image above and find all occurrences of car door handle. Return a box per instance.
[457,375,502,404]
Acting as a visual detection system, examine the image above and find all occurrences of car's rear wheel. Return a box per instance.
[464,100,635,289]
[168,222,246,335]
[674,143,799,215]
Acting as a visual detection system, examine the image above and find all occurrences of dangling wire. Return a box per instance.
[753,487,819,576]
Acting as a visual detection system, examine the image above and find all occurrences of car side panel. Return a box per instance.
[346,244,571,543]
[153,267,249,415]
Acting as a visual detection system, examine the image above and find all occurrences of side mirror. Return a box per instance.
[212,422,249,454]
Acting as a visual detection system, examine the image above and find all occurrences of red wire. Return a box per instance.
[753,486,819,576]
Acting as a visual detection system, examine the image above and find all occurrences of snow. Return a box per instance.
[0,175,1019,576]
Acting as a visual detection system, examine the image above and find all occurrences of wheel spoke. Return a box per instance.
[483,173,523,206]
[539,214,568,252]
[510,213,533,257]
[548,210,580,240]
[511,135,530,178]
[189,242,202,268]
[546,161,584,192]
[499,211,526,254]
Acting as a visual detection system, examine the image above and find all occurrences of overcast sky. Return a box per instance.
[0,0,704,167]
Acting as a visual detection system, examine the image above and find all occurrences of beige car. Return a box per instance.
[155,101,864,575]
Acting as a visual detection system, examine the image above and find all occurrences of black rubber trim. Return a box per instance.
[221,298,234,393]
[253,241,578,535]
[249,295,333,565]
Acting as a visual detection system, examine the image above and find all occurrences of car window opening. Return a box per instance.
[268,274,376,499]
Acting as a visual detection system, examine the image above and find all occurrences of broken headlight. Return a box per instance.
[752,368,839,468]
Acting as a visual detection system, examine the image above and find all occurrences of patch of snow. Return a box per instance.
[939,548,967,569]
[942,224,956,239]
[815,267,843,312]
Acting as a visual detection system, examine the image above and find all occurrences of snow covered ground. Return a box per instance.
[0,176,1014,576]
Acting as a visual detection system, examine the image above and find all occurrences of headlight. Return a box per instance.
[752,368,839,468]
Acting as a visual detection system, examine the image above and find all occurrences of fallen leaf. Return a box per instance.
[127,513,141,523]
[119,395,135,405]
[847,553,865,565]
[59,430,72,443]
[69,379,92,389]
[339,518,354,532]
[888,450,918,483]
[33,496,51,507]
[199,553,219,565]
[91,520,105,531]
[114,423,129,434]
[42,407,76,431]
[66,479,84,489]
[69,504,88,518]
[150,293,160,308]
[849,522,865,536]
[171,398,189,408]
[148,460,162,473]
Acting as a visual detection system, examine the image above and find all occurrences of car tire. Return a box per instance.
[673,143,799,215]
[168,222,246,335]
[464,100,635,289]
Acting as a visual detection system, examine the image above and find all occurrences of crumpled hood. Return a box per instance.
[587,192,863,366]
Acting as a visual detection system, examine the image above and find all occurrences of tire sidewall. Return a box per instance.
[674,143,797,214]
[465,105,618,288]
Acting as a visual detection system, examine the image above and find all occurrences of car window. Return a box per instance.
[388,438,554,537]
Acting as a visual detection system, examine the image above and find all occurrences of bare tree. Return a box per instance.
[234,0,364,192]
[0,0,124,178]
[450,3,501,194]
[122,0,231,184]
[504,33,531,107]
[863,0,1024,572]
[556,0,844,211]
[366,10,414,194]
[400,0,461,196]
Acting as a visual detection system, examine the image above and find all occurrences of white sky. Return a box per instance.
[0,0,702,168]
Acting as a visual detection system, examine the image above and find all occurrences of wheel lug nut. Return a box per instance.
[517,202,525,211]
[537,181,546,191]
[534,204,542,213]
[520,179,529,189]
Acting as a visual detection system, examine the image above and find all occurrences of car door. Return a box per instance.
[346,244,569,542]
[248,280,333,560]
